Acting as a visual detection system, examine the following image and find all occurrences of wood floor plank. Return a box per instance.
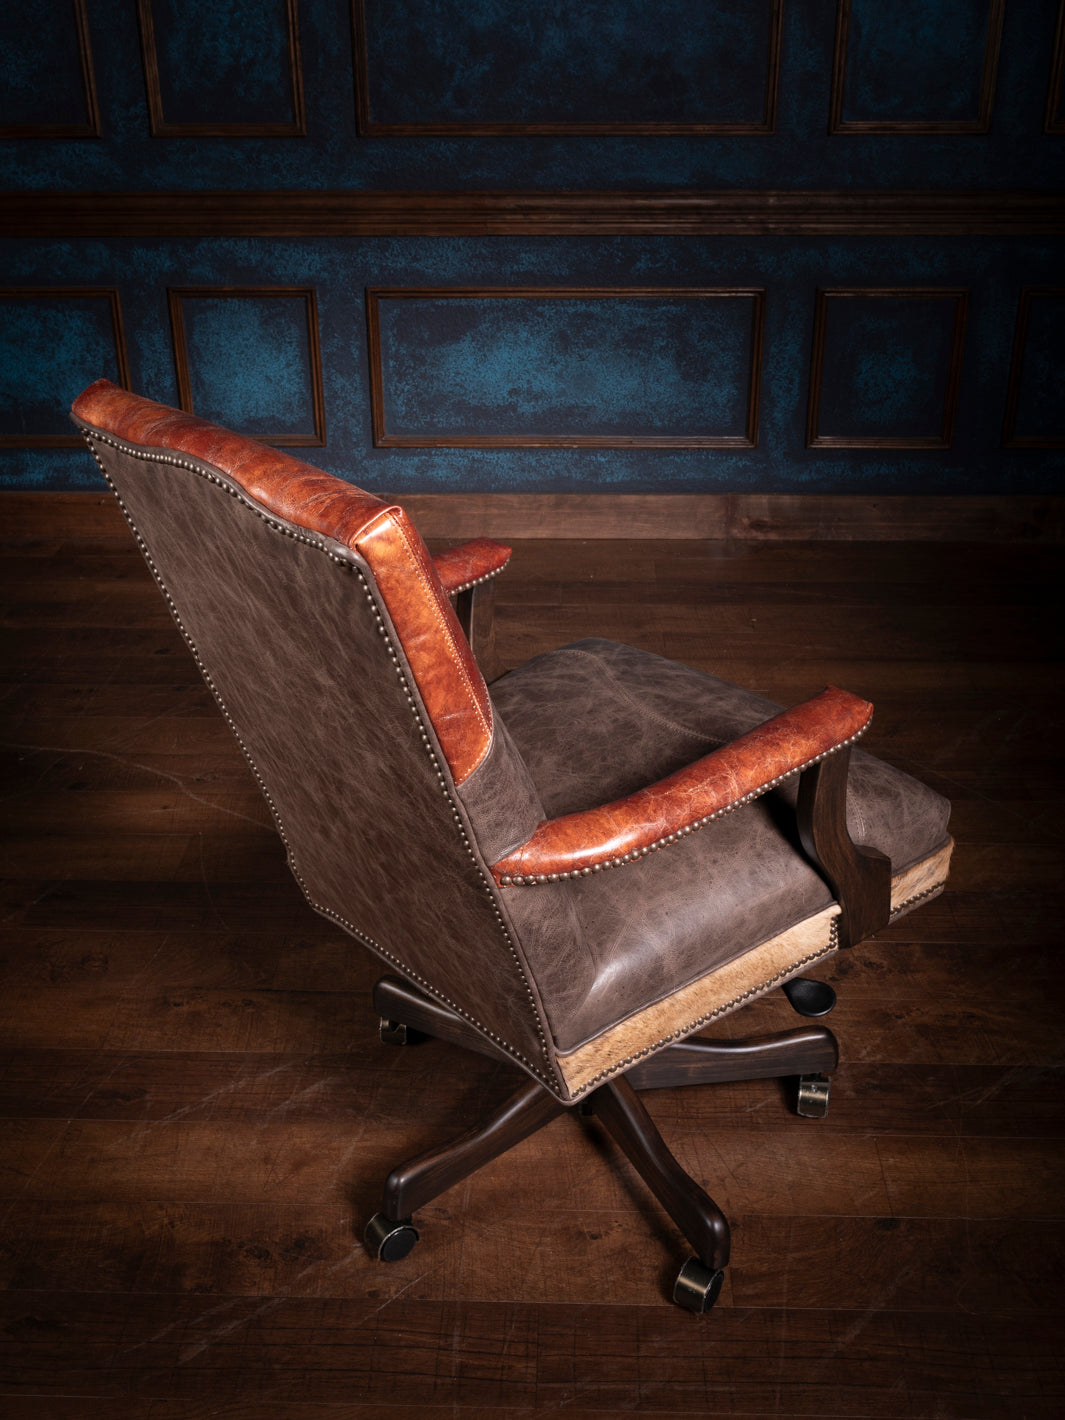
[0,1404,783,1420]
[0,1200,1059,1317]
[1,748,258,795]
[2,790,273,835]
[1,1293,1061,1416]
[1,917,1059,1008]
[2,1050,1060,1138]
[0,682,218,718]
[0,958,1058,1063]
[2,1113,1060,1223]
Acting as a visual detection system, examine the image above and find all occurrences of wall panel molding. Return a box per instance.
[352,0,782,135]
[367,287,763,448]
[0,288,128,447]
[1002,286,1065,448]
[1046,0,1065,133]
[136,0,305,137]
[0,0,101,139]
[4,191,1064,238]
[830,0,1004,134]
[168,287,325,445]
[807,288,969,450]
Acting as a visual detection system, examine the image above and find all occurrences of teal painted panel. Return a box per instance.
[1011,291,1065,440]
[0,0,93,130]
[177,292,320,440]
[0,292,123,441]
[1,234,1062,493]
[360,0,776,127]
[1,0,1061,191]
[374,292,758,442]
[816,294,963,440]
[147,0,298,127]
[841,0,997,124]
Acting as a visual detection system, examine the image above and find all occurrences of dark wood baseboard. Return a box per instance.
[4,490,1062,541]
[399,493,1065,541]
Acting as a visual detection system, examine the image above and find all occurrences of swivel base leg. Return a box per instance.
[364,1077,565,1263]
[626,1025,838,1092]
[587,1077,729,1313]
[364,974,841,1310]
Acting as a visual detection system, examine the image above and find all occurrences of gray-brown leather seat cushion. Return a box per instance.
[490,640,951,1053]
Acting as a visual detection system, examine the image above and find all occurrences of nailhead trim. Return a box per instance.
[498,726,871,886]
[447,556,511,596]
[569,921,841,1099]
[81,428,562,1094]
[888,877,947,922]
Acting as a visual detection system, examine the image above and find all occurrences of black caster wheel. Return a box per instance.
[379,1017,424,1046]
[673,1257,725,1313]
[796,1072,831,1118]
[364,1212,420,1262]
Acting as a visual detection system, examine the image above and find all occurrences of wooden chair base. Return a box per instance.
[366,975,838,1312]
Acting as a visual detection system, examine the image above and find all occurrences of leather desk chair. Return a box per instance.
[71,380,952,1313]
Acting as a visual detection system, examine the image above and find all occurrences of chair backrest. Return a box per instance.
[71,380,562,1092]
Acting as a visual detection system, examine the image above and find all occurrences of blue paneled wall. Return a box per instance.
[3,236,1061,493]
[1,0,1062,493]
[2,0,1060,186]
[358,0,778,129]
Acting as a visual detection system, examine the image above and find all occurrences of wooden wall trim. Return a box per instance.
[0,0,101,140]
[366,286,763,449]
[5,491,1061,542]
[1001,285,1065,449]
[829,0,1005,135]
[136,0,306,137]
[3,190,1064,238]
[0,288,129,448]
[806,287,969,450]
[1046,0,1065,134]
[167,286,326,446]
[351,0,783,136]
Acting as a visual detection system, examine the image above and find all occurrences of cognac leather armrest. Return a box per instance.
[433,539,512,595]
[491,685,873,884]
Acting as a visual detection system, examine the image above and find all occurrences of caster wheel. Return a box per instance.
[364,1212,420,1262]
[379,1017,423,1046]
[796,1072,831,1118]
[673,1257,724,1313]
[782,977,837,1017]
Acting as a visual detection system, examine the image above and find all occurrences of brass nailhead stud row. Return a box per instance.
[499,728,870,886]
[571,922,841,1098]
[448,557,511,596]
[84,430,559,1091]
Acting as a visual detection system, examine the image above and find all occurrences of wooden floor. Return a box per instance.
[2,501,1063,1418]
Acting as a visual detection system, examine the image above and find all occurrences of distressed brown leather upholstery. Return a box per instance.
[71,380,951,1107]
[71,378,955,1310]
[490,640,949,1058]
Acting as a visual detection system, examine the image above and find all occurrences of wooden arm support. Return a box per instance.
[491,685,873,885]
[797,747,891,948]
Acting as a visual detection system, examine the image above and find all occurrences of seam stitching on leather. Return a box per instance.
[389,512,493,781]
[498,716,872,885]
[82,428,562,1095]
[444,552,512,595]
